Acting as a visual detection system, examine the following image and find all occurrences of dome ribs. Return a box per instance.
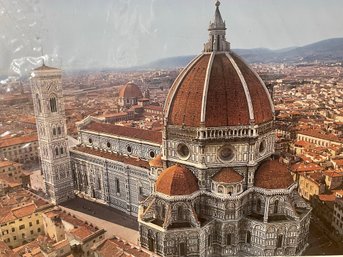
[231,54,273,124]
[168,55,210,127]
[205,53,250,126]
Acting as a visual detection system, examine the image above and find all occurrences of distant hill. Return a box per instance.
[143,38,343,69]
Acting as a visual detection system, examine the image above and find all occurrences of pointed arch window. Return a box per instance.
[57,127,62,135]
[246,231,251,244]
[36,94,42,113]
[55,147,59,156]
[177,206,183,220]
[274,200,279,214]
[98,177,102,190]
[257,199,262,213]
[60,147,64,155]
[53,128,56,136]
[50,97,57,112]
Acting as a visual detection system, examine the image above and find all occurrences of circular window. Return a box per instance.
[127,145,132,153]
[177,143,190,159]
[149,151,155,158]
[259,140,266,154]
[218,145,234,162]
[107,142,111,148]
[88,138,93,144]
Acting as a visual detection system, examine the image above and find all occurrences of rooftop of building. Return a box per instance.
[71,146,150,169]
[0,134,38,148]
[82,121,162,144]
[155,164,199,196]
[254,159,294,189]
[212,167,243,184]
[93,236,149,257]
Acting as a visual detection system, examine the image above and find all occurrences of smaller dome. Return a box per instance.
[156,165,199,196]
[254,159,294,189]
[149,154,163,168]
[118,82,143,98]
[212,167,243,184]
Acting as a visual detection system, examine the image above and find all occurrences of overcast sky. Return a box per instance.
[1,0,343,76]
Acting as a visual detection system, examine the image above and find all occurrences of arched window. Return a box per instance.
[246,231,251,244]
[55,148,59,156]
[177,206,183,220]
[97,177,101,190]
[57,127,62,135]
[60,147,64,155]
[208,234,212,247]
[226,234,232,245]
[115,178,120,194]
[277,235,283,248]
[161,205,166,219]
[36,94,42,113]
[257,199,261,212]
[274,200,279,214]
[53,128,56,136]
[50,97,57,112]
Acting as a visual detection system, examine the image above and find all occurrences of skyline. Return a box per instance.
[1,0,343,76]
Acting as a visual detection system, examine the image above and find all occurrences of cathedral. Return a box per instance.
[30,1,311,256]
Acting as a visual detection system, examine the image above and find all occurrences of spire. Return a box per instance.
[212,0,225,30]
[204,0,230,52]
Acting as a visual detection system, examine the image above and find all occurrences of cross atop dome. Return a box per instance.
[204,0,230,52]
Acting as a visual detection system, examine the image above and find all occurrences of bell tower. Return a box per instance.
[30,64,74,204]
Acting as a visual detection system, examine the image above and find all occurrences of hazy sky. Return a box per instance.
[1,0,343,76]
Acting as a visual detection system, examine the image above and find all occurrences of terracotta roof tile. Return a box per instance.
[72,146,150,169]
[69,226,92,241]
[12,203,36,219]
[168,54,210,127]
[254,159,294,189]
[83,121,161,144]
[167,53,273,127]
[118,82,143,98]
[148,154,163,168]
[212,167,243,183]
[0,134,38,148]
[231,53,273,124]
[206,53,250,126]
[156,165,199,196]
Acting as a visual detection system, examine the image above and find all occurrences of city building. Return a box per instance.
[30,65,74,204]
[332,192,343,238]
[70,118,161,216]
[0,189,53,248]
[118,82,143,110]
[0,135,39,165]
[138,2,311,256]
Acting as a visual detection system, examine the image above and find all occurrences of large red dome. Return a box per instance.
[164,52,274,127]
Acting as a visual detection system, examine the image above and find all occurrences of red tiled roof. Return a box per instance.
[118,82,143,98]
[156,165,199,196]
[298,129,342,143]
[167,53,273,127]
[212,167,243,183]
[254,159,294,189]
[95,237,149,257]
[72,146,150,169]
[11,203,36,219]
[83,121,161,144]
[149,154,163,168]
[291,162,322,173]
[69,226,92,241]
[0,134,38,148]
[168,54,209,127]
